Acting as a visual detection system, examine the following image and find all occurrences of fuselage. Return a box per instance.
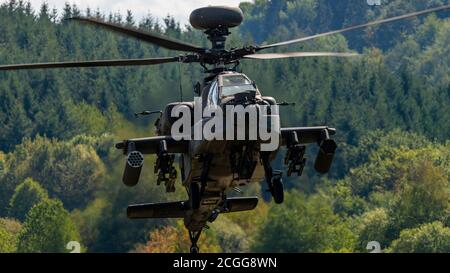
[157,72,280,231]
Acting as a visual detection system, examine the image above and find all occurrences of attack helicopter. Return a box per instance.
[1,4,449,253]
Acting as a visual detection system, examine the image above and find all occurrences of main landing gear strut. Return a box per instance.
[261,131,307,205]
[188,154,213,253]
[261,152,284,204]
[190,154,213,210]
[189,229,203,253]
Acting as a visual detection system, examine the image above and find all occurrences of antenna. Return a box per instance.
[178,62,183,102]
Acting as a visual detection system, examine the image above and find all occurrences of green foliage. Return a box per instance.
[343,129,432,172]
[211,216,250,253]
[0,1,193,152]
[252,192,357,253]
[8,178,49,221]
[388,158,449,234]
[356,208,390,251]
[388,222,450,253]
[240,0,450,50]
[324,181,367,217]
[344,132,449,251]
[69,134,117,160]
[90,181,177,252]
[344,131,449,197]
[0,0,448,155]
[133,221,221,253]
[0,218,22,253]
[0,0,449,253]
[71,198,108,250]
[0,128,174,252]
[65,102,109,137]
[1,136,105,211]
[0,152,4,176]
[17,198,80,253]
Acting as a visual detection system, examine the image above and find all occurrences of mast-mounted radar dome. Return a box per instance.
[189,6,244,30]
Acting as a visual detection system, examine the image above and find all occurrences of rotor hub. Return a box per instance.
[190,6,244,53]
[205,27,230,51]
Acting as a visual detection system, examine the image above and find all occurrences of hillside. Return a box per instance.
[0,0,449,253]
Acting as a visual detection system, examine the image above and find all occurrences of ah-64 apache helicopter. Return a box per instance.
[1,4,449,253]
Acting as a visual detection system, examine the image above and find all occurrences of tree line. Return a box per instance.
[0,0,448,252]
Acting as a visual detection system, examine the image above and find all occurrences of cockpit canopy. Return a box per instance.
[207,72,260,106]
[220,73,258,97]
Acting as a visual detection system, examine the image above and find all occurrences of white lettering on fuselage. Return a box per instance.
[171,96,280,151]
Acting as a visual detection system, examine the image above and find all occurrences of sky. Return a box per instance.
[14,0,247,25]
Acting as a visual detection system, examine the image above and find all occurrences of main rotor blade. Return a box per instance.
[69,17,205,53]
[0,57,180,71]
[258,4,450,50]
[244,52,359,60]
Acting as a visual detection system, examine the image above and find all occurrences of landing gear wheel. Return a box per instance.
[271,177,284,204]
[190,182,201,210]
[190,246,199,253]
[189,230,203,254]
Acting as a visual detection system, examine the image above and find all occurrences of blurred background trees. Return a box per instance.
[8,178,48,221]
[17,198,79,253]
[0,0,448,253]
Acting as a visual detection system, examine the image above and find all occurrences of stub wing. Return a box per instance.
[127,197,259,219]
[280,126,336,145]
[115,136,189,155]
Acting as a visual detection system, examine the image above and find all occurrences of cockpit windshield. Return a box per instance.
[220,74,257,97]
[207,81,219,107]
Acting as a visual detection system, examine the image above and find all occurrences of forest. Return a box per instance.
[0,0,449,253]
